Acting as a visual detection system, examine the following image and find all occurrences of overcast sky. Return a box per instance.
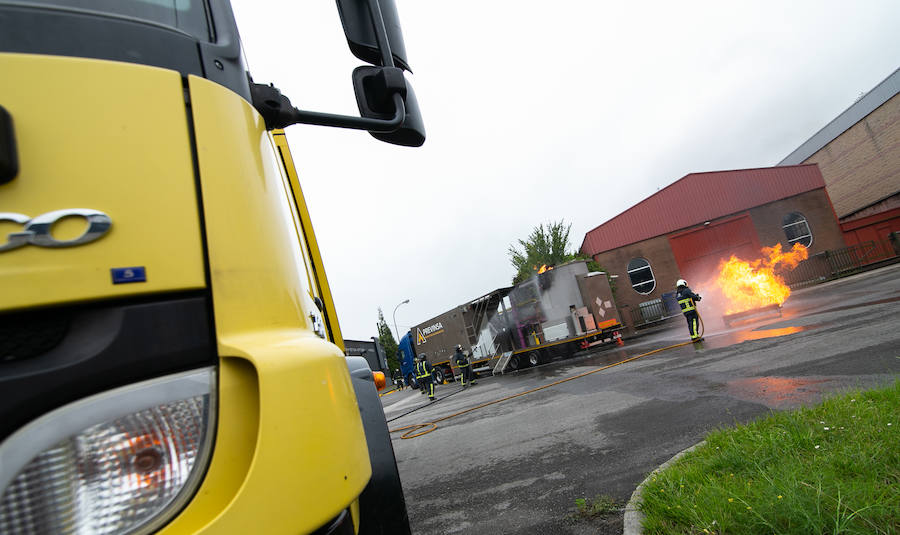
[230,1,900,341]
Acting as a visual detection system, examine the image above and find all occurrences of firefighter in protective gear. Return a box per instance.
[454,344,476,387]
[676,279,703,341]
[415,355,435,401]
[414,357,426,395]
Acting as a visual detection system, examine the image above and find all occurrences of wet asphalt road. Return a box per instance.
[381,264,900,535]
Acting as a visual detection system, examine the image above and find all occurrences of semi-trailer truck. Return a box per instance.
[399,261,623,386]
[0,1,424,533]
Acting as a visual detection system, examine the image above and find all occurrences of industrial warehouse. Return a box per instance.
[582,67,899,333]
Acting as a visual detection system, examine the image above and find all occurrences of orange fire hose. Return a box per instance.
[389,338,697,439]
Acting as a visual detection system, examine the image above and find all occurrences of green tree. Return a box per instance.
[508,220,578,284]
[508,220,617,293]
[376,308,400,372]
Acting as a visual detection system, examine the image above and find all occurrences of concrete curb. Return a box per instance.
[622,441,706,535]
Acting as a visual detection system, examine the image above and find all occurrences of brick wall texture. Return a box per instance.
[748,189,846,253]
[593,236,682,332]
[803,93,900,219]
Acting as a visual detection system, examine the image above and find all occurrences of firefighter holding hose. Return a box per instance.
[676,279,703,342]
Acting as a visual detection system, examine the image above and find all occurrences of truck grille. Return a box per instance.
[0,311,70,363]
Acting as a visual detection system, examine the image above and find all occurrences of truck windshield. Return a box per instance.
[5,0,210,40]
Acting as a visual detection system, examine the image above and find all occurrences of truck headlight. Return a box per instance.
[0,368,215,535]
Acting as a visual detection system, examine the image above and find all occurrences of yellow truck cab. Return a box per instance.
[0,1,424,534]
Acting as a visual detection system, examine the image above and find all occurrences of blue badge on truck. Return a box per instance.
[111,267,146,284]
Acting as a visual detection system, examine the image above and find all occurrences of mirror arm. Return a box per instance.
[366,0,395,68]
[290,93,405,132]
[250,81,406,132]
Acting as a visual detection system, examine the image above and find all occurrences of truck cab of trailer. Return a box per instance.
[0,1,423,533]
[398,331,418,388]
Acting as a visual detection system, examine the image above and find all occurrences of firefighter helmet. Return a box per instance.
[676,279,687,288]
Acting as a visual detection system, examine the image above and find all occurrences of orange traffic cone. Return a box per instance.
[614,332,624,347]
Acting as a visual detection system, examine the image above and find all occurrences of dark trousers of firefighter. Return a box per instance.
[684,310,700,340]
[459,364,475,386]
[423,376,434,399]
[418,373,434,399]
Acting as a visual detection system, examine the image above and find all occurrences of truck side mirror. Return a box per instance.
[336,0,410,72]
[352,66,425,147]
[248,0,425,146]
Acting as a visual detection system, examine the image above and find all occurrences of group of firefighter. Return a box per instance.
[406,279,702,402]
[412,344,476,401]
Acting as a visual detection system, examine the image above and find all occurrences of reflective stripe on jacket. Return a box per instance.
[416,361,430,379]
[678,297,696,313]
[676,286,701,314]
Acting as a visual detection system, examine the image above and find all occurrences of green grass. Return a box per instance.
[572,494,620,520]
[639,381,900,534]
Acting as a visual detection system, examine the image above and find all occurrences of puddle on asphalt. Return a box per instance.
[512,348,633,380]
[722,309,784,329]
[726,376,832,408]
[504,321,828,378]
[575,349,634,369]
[695,322,829,350]
[736,325,814,342]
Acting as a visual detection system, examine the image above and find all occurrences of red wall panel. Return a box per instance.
[841,207,900,253]
[668,214,760,285]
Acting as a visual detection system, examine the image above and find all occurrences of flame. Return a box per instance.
[534,264,553,274]
[714,243,808,314]
[761,242,808,270]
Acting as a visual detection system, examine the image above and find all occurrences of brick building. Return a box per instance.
[778,67,900,251]
[580,165,844,332]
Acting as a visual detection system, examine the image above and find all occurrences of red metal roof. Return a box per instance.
[581,164,826,255]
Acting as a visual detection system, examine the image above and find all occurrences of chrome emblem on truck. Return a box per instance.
[0,209,112,252]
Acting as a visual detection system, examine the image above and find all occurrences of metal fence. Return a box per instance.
[631,292,682,328]
[782,235,899,288]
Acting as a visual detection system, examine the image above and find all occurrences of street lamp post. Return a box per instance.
[392,299,410,341]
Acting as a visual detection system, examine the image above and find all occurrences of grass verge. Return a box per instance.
[639,380,899,534]
[571,494,620,520]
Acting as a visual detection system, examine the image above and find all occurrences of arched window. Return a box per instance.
[782,212,812,247]
[627,258,656,294]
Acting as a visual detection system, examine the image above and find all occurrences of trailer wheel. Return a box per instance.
[507,355,520,371]
[527,351,541,367]
[433,368,445,385]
